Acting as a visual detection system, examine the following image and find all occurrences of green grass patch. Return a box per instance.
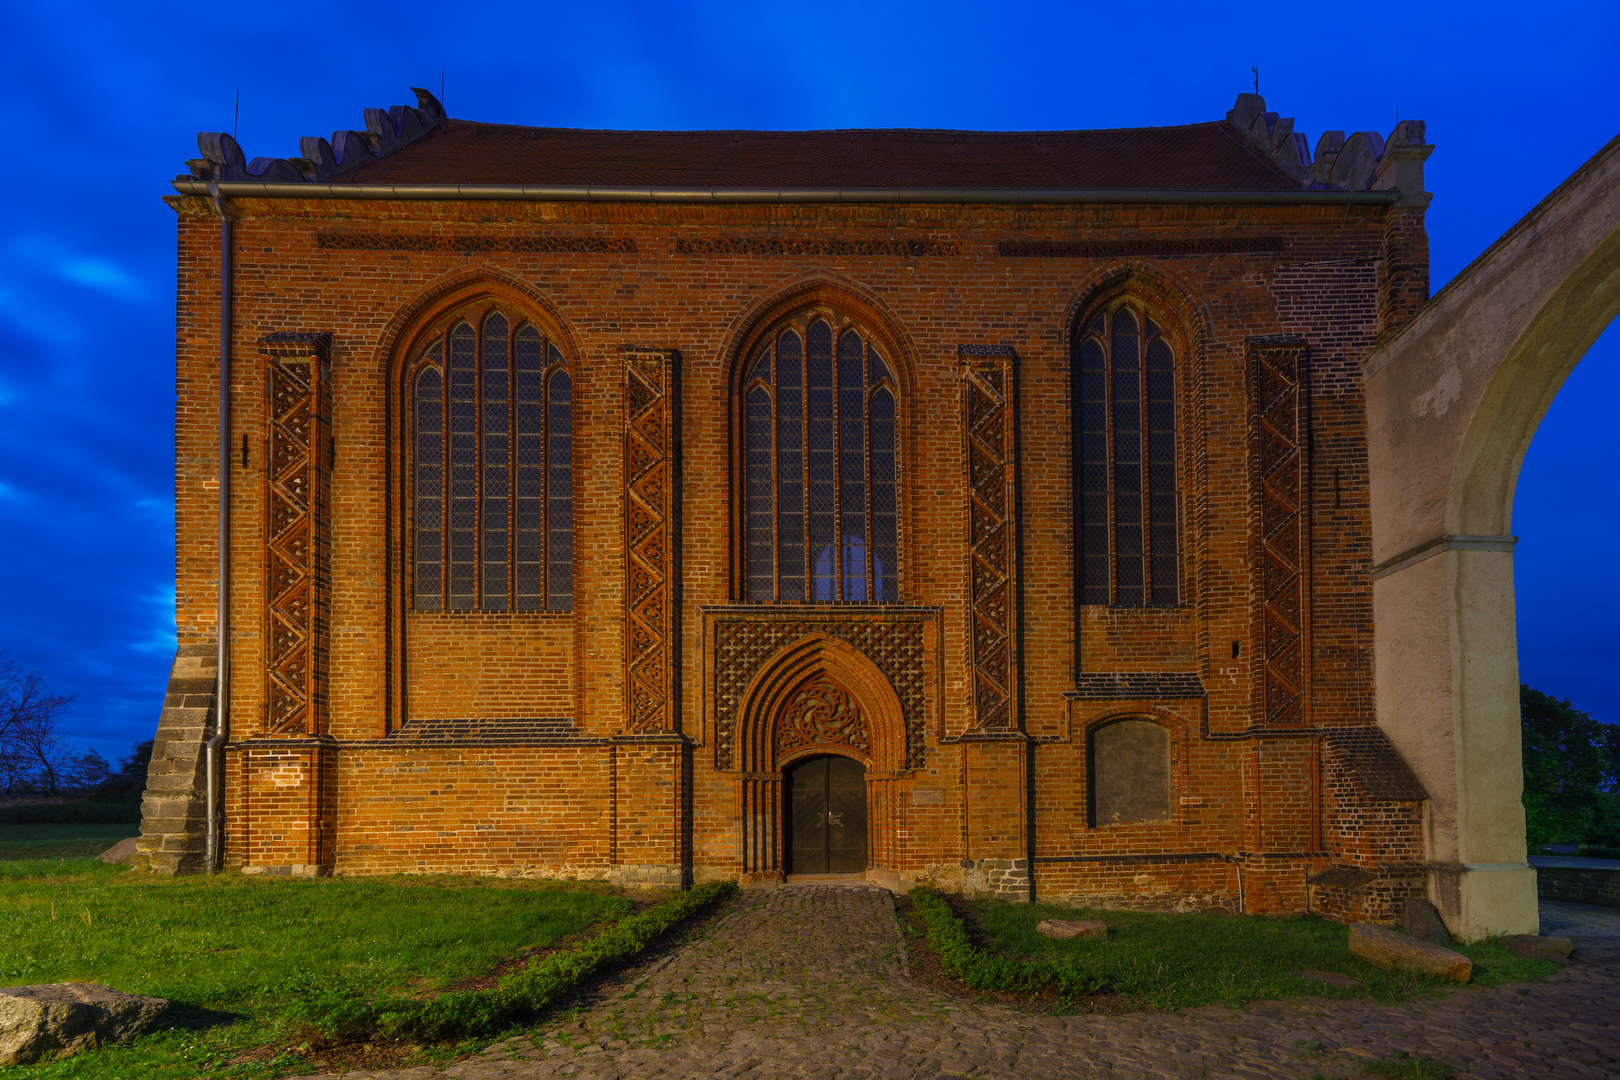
[0,822,139,861]
[910,888,1558,1012]
[0,867,731,1078]
[1363,1050,1454,1078]
[289,879,738,1044]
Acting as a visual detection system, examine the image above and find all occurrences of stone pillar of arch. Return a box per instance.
[1364,134,1620,938]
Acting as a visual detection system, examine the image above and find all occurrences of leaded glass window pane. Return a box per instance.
[447,321,478,610]
[1073,304,1179,609]
[746,383,775,602]
[514,326,546,610]
[775,331,805,603]
[806,320,836,602]
[546,362,573,612]
[741,312,900,605]
[411,310,573,614]
[414,359,444,611]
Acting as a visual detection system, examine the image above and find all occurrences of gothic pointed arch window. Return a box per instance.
[1073,301,1181,607]
[740,310,900,604]
[410,305,573,612]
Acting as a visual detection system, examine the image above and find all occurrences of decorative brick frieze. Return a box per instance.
[623,348,680,733]
[998,236,1283,259]
[317,233,637,254]
[960,347,1018,731]
[674,237,959,257]
[260,335,331,737]
[1248,336,1310,727]
[1064,672,1206,699]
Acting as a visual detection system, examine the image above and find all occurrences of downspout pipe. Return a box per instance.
[205,183,232,874]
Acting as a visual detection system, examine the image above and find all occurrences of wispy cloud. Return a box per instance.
[56,256,145,300]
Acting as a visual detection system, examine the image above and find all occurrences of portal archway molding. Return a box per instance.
[735,633,907,775]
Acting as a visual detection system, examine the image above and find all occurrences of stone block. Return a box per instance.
[1499,934,1573,959]
[0,983,168,1065]
[1348,922,1471,982]
[1036,918,1106,940]
[97,839,138,865]
[1403,897,1451,945]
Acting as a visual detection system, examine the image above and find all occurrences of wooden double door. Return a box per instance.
[785,754,868,874]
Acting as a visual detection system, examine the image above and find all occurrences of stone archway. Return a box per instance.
[1364,133,1620,937]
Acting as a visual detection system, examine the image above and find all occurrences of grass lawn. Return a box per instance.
[956,896,1559,1011]
[0,860,637,1078]
[0,823,138,861]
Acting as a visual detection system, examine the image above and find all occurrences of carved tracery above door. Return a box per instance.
[774,676,871,760]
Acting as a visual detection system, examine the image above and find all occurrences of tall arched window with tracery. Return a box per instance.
[1074,302,1180,608]
[741,311,899,604]
[411,306,573,612]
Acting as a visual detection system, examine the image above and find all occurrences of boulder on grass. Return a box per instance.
[0,983,168,1065]
[1402,897,1451,945]
[1036,918,1106,940]
[97,838,139,865]
[1348,923,1472,983]
[1499,934,1574,959]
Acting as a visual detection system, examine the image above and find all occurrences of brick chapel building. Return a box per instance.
[137,87,1438,922]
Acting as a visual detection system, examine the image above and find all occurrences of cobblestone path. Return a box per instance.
[297,888,1620,1080]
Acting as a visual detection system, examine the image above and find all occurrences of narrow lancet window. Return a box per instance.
[1073,303,1180,607]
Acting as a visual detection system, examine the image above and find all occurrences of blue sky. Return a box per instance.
[1,0,1615,760]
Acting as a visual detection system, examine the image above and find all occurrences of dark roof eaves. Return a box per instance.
[173,179,1394,206]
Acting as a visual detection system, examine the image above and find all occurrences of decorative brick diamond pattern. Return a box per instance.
[1250,339,1309,726]
[961,355,1017,730]
[261,344,329,736]
[624,349,677,732]
[712,614,926,770]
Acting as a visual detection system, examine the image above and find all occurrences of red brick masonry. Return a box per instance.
[167,112,1432,916]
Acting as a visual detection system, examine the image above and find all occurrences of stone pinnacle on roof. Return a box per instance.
[181,87,446,184]
[1226,93,1431,206]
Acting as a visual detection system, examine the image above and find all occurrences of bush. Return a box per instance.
[909,887,1106,997]
[292,878,738,1043]
[0,801,140,825]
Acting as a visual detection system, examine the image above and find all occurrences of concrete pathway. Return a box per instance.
[294,889,1620,1080]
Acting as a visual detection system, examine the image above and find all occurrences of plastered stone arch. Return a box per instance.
[1363,132,1620,938]
[735,634,908,775]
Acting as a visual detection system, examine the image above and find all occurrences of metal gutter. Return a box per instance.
[205,183,232,875]
[171,180,1398,206]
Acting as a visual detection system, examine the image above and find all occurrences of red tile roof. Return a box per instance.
[333,119,1303,190]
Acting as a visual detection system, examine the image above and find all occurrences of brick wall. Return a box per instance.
[167,194,1424,913]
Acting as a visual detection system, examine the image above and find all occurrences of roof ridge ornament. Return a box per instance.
[1225,93,1431,207]
[182,87,446,185]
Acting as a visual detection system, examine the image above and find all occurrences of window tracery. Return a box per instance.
[411,306,572,612]
[1074,302,1181,607]
[740,311,900,604]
